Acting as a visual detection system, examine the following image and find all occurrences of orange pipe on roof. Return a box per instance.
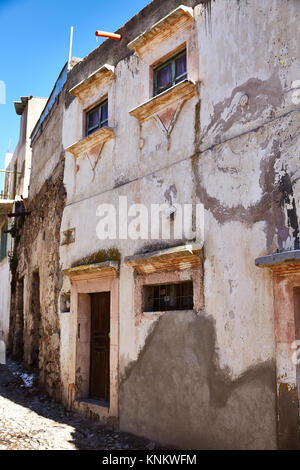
[95,31,122,41]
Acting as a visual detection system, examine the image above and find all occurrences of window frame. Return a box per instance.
[153,49,187,97]
[0,222,8,261]
[85,99,108,137]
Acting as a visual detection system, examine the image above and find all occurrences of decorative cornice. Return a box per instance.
[128,5,194,54]
[69,64,115,99]
[65,127,115,157]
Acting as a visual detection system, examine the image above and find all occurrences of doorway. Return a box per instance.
[68,264,119,420]
[90,292,110,404]
[29,271,41,367]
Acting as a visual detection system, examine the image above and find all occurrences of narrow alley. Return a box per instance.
[0,359,158,451]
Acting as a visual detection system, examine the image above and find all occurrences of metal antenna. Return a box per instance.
[68,26,74,70]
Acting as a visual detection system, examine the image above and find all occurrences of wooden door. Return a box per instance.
[90,292,110,403]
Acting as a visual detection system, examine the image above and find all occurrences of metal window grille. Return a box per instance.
[144,281,193,312]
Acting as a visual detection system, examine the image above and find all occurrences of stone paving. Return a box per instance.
[0,358,158,450]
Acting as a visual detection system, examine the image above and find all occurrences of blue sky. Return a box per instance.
[0,0,150,172]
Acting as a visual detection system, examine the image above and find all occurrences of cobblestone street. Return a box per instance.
[0,358,158,450]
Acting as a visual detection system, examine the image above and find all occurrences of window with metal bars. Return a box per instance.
[143,281,193,312]
[153,49,187,97]
[86,99,108,136]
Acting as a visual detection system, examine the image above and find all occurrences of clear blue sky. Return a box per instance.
[0,0,150,171]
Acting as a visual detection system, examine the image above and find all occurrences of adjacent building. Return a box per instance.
[0,96,47,347]
[3,0,300,450]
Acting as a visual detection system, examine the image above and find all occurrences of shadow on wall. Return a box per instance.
[119,311,277,450]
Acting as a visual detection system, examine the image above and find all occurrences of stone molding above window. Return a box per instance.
[69,64,115,101]
[129,79,197,123]
[65,126,115,158]
[124,243,203,274]
[127,5,194,56]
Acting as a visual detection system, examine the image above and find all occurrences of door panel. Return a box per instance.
[90,292,110,403]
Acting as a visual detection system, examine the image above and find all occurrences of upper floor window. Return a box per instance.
[153,49,187,97]
[86,99,108,136]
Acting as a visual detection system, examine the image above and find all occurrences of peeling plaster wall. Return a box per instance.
[58,0,300,449]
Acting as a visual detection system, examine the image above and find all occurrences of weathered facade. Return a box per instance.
[4,0,300,450]
[7,68,67,395]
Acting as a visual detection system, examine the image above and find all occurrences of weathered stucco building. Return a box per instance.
[4,0,300,450]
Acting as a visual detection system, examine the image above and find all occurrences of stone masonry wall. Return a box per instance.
[8,71,67,399]
[9,158,66,398]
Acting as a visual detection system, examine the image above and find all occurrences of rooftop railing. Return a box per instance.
[0,169,21,201]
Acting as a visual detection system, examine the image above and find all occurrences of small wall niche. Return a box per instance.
[60,292,71,313]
